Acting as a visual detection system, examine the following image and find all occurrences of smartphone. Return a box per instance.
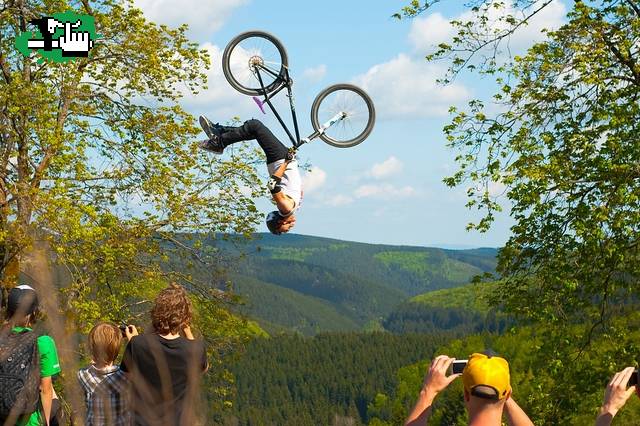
[629,370,638,387]
[119,323,129,337]
[452,359,468,374]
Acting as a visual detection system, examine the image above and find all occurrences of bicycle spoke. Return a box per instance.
[226,36,284,92]
[317,89,370,143]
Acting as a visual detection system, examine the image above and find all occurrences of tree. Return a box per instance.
[399,0,640,342]
[1,0,265,416]
[395,1,640,420]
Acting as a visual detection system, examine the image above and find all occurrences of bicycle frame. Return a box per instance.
[253,66,345,150]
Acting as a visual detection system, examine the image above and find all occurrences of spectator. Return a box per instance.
[121,283,208,426]
[595,367,638,426]
[405,353,534,426]
[0,285,61,426]
[78,322,131,426]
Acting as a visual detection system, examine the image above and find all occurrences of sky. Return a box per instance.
[133,0,568,248]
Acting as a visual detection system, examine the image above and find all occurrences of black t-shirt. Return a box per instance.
[120,333,207,426]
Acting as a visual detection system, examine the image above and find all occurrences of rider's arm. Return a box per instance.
[269,160,295,215]
[272,159,290,179]
[272,191,295,216]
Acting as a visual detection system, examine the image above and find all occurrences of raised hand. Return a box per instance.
[422,355,461,395]
[596,367,638,426]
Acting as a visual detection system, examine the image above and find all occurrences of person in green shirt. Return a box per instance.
[4,285,61,426]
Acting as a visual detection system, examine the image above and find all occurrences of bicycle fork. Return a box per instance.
[296,112,347,149]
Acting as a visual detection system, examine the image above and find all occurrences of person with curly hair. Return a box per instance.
[120,283,208,426]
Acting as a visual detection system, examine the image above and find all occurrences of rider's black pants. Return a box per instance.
[221,119,289,164]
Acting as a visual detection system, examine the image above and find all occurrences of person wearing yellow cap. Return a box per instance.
[405,353,534,426]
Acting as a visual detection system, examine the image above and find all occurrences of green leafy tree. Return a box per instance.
[394,0,640,422]
[398,0,640,345]
[0,0,265,416]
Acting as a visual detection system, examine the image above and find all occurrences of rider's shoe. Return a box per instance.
[199,116,225,140]
[198,115,225,154]
[199,137,225,154]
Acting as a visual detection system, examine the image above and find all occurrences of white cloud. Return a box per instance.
[409,0,567,57]
[133,0,247,40]
[354,184,416,199]
[302,166,327,193]
[504,1,567,52]
[370,156,403,179]
[487,181,507,197]
[178,42,255,120]
[354,1,567,122]
[408,12,455,54]
[471,180,507,198]
[353,54,470,119]
[303,64,327,82]
[326,194,354,207]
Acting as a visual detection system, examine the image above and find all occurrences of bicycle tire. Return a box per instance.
[222,30,288,96]
[310,84,375,148]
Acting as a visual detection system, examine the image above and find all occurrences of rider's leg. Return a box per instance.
[220,119,289,164]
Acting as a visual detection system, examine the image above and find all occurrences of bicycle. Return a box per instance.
[221,30,376,151]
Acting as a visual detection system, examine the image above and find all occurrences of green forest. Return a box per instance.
[225,333,451,425]
[2,0,640,425]
[221,276,640,425]
[222,234,498,335]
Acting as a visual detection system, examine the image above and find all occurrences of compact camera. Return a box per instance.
[119,323,132,337]
[452,359,468,375]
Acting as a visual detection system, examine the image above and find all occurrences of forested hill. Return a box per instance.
[211,234,498,335]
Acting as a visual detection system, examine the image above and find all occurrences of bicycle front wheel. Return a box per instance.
[222,31,288,96]
[311,84,375,148]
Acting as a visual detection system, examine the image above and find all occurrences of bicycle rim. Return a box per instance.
[312,84,375,148]
[223,31,287,96]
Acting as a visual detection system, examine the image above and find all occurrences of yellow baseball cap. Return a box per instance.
[462,353,511,400]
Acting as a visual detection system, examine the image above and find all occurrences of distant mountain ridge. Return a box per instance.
[214,233,498,335]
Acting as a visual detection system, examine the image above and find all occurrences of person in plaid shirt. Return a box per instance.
[78,323,131,426]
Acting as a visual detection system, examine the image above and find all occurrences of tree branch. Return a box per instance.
[599,30,640,86]
[623,0,640,18]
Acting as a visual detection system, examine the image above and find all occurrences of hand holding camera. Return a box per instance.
[119,323,139,341]
[421,355,462,396]
[596,367,639,426]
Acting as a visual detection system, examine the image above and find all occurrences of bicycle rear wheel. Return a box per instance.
[311,84,375,148]
[222,31,288,96]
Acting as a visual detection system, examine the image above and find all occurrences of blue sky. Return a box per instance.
[134,0,568,248]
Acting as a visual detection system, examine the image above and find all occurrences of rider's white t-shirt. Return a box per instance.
[267,159,303,213]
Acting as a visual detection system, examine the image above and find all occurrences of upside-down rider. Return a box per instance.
[199,117,302,235]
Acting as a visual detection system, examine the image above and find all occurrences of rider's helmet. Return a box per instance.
[266,211,284,235]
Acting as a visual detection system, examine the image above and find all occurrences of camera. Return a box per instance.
[452,359,468,375]
[119,323,130,337]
